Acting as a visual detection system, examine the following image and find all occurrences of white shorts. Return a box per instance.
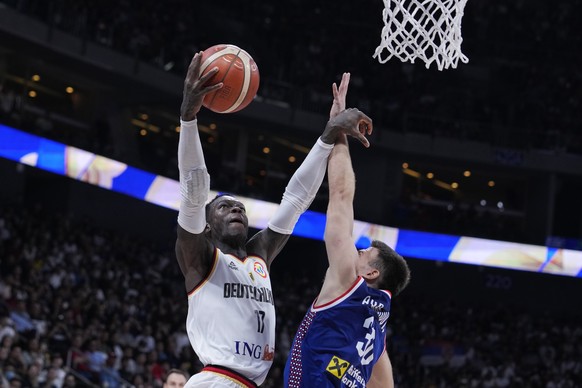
[185,368,257,388]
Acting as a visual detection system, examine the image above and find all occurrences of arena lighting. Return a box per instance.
[404,168,457,192]
[1,124,582,278]
[433,180,453,191]
[131,119,160,133]
[402,167,420,178]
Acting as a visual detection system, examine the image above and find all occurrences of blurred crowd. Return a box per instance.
[0,204,198,388]
[1,0,581,153]
[1,202,581,387]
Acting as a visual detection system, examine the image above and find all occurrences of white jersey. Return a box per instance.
[186,248,276,386]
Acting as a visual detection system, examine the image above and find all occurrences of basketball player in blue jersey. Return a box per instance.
[284,120,411,387]
[176,51,371,388]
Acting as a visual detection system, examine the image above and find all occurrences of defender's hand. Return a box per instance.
[329,72,350,119]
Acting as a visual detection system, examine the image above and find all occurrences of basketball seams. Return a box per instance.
[200,44,259,113]
[223,51,252,114]
[201,46,242,112]
[200,46,241,73]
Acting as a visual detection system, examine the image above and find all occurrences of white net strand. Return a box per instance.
[373,0,469,70]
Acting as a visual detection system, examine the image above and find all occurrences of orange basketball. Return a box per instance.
[200,44,260,114]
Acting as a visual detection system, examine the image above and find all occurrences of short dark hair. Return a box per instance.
[164,368,188,382]
[205,193,237,219]
[370,240,410,296]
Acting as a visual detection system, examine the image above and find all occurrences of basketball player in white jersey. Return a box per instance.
[176,53,371,388]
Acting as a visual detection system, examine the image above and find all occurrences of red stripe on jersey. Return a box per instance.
[202,365,258,387]
[187,248,219,297]
[313,276,364,309]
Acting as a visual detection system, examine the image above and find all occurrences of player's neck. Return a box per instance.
[215,240,247,259]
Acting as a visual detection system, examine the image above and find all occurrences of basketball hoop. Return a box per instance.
[373,0,469,70]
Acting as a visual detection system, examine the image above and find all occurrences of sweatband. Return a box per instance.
[268,138,334,234]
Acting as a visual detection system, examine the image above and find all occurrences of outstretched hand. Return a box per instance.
[329,72,350,119]
[180,52,224,121]
[326,108,373,148]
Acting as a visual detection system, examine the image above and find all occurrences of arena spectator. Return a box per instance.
[0,203,580,387]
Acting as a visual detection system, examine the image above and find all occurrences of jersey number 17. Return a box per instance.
[255,310,265,333]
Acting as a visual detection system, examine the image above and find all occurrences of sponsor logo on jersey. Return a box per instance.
[233,341,275,361]
[262,344,274,361]
[342,365,367,387]
[223,283,274,305]
[228,261,239,270]
[253,262,267,278]
[326,355,350,379]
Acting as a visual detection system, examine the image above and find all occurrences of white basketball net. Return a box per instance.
[373,0,469,70]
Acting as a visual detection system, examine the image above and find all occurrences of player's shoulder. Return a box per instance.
[246,228,288,263]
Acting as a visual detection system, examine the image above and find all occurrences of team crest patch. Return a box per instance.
[326,355,350,379]
[253,262,267,278]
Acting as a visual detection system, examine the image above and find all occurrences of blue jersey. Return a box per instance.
[284,277,392,388]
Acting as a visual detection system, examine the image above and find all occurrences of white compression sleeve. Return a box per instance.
[268,138,334,234]
[177,119,210,234]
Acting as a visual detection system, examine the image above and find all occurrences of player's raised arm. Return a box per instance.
[319,108,373,299]
[175,52,223,291]
[247,73,353,264]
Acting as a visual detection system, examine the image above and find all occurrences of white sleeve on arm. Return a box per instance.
[268,138,334,234]
[177,119,210,234]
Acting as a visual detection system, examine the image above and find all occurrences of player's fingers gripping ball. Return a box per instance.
[200,44,260,113]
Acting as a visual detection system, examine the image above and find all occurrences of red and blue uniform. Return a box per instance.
[284,277,392,388]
